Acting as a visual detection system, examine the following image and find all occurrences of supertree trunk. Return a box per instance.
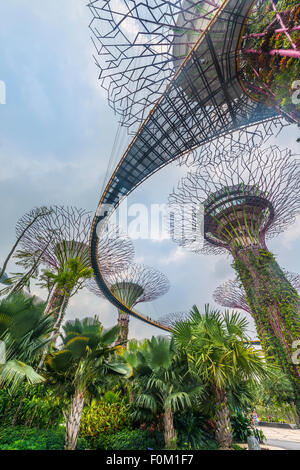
[64,388,85,451]
[116,310,130,346]
[44,286,65,321]
[163,407,176,449]
[233,246,300,397]
[213,386,233,449]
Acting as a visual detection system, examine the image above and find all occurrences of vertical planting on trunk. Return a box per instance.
[233,247,300,397]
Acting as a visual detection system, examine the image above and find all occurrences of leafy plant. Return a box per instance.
[231,411,254,443]
[80,399,130,438]
[0,426,88,450]
[44,317,130,450]
[93,429,164,450]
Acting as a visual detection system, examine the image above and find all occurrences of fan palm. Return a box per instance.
[173,305,271,449]
[42,257,93,330]
[127,336,203,448]
[44,317,130,450]
[0,293,54,392]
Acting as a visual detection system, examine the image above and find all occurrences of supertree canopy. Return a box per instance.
[169,145,300,400]
[89,1,293,331]
[17,206,134,324]
[214,272,300,314]
[88,0,299,131]
[88,263,170,343]
[89,0,223,130]
[158,311,191,329]
[240,0,300,122]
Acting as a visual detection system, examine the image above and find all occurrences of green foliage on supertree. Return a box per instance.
[233,248,300,401]
[242,0,300,122]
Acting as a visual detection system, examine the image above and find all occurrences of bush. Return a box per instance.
[80,399,131,439]
[92,429,164,450]
[174,412,218,450]
[231,411,253,443]
[0,386,63,429]
[0,426,88,450]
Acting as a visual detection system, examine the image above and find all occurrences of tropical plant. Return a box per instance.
[92,428,164,450]
[231,410,255,443]
[126,336,203,448]
[41,257,93,329]
[173,305,272,449]
[174,411,217,450]
[80,398,130,439]
[0,426,88,450]
[44,317,130,450]
[0,293,54,392]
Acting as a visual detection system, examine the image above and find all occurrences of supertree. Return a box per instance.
[89,1,297,327]
[88,0,299,132]
[169,145,300,401]
[158,311,191,329]
[17,206,134,327]
[214,272,300,315]
[88,263,170,344]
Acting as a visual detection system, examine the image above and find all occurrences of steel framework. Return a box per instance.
[169,145,300,394]
[158,311,191,329]
[169,146,300,255]
[88,263,170,342]
[214,272,300,314]
[89,0,292,333]
[17,206,134,324]
[18,206,134,275]
[89,0,298,131]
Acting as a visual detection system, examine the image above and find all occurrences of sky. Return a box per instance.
[0,0,300,341]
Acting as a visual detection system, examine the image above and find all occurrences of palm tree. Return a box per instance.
[127,336,203,448]
[173,305,271,449]
[42,257,93,329]
[0,293,54,392]
[44,317,130,450]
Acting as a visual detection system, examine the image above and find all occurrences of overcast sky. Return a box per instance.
[0,1,299,341]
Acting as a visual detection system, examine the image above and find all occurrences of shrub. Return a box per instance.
[231,411,253,443]
[174,412,218,450]
[0,426,88,450]
[93,429,164,450]
[80,399,131,439]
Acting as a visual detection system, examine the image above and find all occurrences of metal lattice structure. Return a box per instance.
[89,1,289,330]
[89,0,224,131]
[88,263,170,341]
[214,272,300,313]
[158,311,191,329]
[88,0,299,333]
[169,144,300,393]
[169,145,300,255]
[17,206,134,275]
[89,0,299,132]
[17,206,134,326]
[178,118,287,168]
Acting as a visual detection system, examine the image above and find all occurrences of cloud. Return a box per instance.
[281,216,300,249]
[159,246,188,265]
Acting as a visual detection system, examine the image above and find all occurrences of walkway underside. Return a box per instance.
[90,0,281,333]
